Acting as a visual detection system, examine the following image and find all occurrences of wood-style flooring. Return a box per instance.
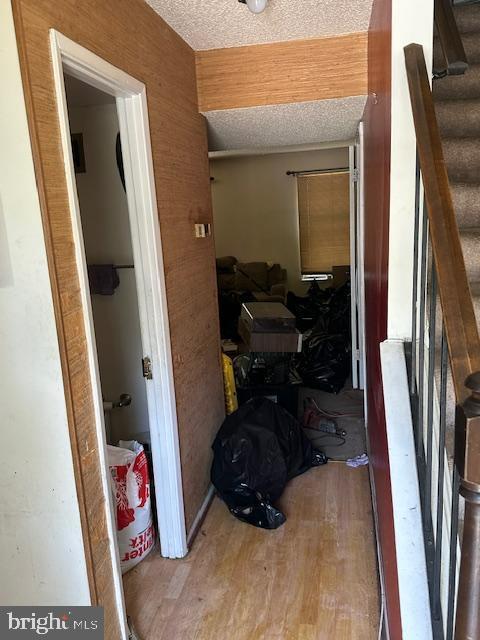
[123,462,380,640]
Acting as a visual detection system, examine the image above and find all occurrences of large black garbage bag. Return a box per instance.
[298,327,351,393]
[211,398,327,529]
[328,281,351,338]
[287,282,331,333]
[287,281,352,338]
[293,282,352,394]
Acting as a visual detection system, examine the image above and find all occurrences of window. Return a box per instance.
[297,171,350,275]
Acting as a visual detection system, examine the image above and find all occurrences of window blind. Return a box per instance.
[297,171,350,274]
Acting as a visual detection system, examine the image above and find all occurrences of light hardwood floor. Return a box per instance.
[123,462,380,640]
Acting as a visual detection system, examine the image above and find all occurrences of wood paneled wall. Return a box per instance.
[196,32,368,112]
[363,0,402,637]
[12,0,225,636]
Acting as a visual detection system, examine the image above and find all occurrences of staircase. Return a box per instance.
[433,3,480,459]
[435,4,480,309]
[403,7,480,636]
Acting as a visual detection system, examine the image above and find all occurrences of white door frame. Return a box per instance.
[349,144,360,389]
[50,30,187,583]
[349,134,367,393]
[356,123,367,397]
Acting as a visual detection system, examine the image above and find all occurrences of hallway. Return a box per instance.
[124,462,380,639]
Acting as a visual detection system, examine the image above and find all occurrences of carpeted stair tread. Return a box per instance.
[427,10,480,483]
[450,182,480,228]
[436,98,480,137]
[453,3,480,34]
[443,137,480,182]
[460,30,480,64]
[434,32,480,69]
[429,263,480,337]
[440,283,480,470]
[418,7,471,542]
[433,63,480,100]
[460,227,480,281]
[469,280,480,326]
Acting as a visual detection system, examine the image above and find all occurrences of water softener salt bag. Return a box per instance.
[108,440,155,573]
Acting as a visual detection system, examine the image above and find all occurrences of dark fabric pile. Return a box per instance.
[288,281,352,393]
[218,290,254,340]
[211,397,327,529]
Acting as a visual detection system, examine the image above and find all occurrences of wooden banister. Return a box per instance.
[405,42,480,640]
[404,43,480,404]
[435,0,468,75]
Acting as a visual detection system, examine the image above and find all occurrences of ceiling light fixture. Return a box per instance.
[238,0,268,14]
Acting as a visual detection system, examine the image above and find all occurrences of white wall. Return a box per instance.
[0,1,90,605]
[388,0,434,339]
[210,147,350,295]
[67,101,150,445]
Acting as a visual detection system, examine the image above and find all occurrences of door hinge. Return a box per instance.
[142,356,153,380]
[352,168,360,183]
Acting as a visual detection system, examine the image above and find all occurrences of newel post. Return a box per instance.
[455,372,480,640]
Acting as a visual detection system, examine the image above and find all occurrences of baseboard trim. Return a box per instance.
[187,485,215,549]
[368,460,389,640]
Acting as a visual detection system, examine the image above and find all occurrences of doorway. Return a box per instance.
[121,138,378,640]
[210,143,367,458]
[50,29,188,637]
[64,76,150,448]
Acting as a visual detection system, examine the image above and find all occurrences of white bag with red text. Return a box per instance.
[107,440,155,573]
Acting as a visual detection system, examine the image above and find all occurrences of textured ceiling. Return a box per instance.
[205,96,367,151]
[146,0,373,50]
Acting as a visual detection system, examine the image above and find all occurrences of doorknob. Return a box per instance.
[103,393,132,412]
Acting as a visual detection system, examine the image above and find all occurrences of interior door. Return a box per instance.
[349,133,366,391]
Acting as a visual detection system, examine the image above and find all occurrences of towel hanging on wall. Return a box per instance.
[87,264,120,295]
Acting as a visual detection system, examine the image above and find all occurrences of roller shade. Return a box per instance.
[297,171,350,274]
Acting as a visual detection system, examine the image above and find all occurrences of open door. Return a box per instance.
[50,30,187,563]
[349,129,366,391]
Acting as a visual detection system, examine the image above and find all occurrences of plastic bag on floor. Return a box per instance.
[298,329,351,394]
[108,440,155,573]
[211,398,327,529]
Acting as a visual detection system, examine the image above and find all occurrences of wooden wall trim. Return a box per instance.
[195,32,368,113]
[363,0,402,637]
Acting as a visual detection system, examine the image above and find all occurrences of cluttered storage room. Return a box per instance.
[211,143,367,474]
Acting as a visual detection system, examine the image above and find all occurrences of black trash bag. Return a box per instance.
[290,282,352,393]
[211,397,327,529]
[297,327,351,393]
[287,282,332,333]
[328,281,352,338]
[217,291,241,340]
[288,281,353,334]
[218,290,255,340]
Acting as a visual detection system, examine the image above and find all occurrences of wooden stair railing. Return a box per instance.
[435,0,468,76]
[404,43,480,640]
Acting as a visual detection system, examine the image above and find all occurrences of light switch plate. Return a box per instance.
[194,223,212,238]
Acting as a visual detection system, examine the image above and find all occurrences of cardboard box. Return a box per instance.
[238,317,302,353]
[240,302,296,333]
